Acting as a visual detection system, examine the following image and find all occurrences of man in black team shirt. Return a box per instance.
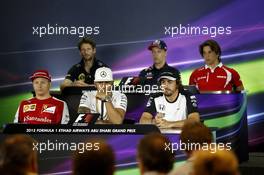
[140,68,200,128]
[139,40,180,86]
[60,38,108,90]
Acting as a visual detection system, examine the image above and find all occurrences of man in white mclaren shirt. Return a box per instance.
[140,68,200,128]
[77,67,127,124]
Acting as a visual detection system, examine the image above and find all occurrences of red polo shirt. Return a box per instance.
[189,63,243,91]
[14,97,69,124]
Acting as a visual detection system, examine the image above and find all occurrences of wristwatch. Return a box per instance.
[104,95,112,102]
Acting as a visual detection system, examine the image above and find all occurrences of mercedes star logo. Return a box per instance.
[100,71,107,78]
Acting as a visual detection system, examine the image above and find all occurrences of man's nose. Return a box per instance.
[161,83,167,89]
[100,83,106,88]
[154,53,159,57]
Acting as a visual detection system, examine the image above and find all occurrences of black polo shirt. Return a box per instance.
[139,63,180,85]
[65,58,108,84]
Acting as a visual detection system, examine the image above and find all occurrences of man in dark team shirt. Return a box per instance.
[140,68,200,128]
[60,38,108,90]
[138,40,180,86]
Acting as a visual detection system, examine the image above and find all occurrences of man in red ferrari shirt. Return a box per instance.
[189,39,244,92]
[14,70,70,124]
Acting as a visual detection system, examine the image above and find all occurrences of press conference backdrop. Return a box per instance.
[0,0,264,152]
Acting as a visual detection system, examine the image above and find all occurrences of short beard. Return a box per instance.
[82,55,94,62]
[164,90,173,97]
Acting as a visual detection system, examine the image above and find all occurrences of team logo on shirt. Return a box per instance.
[23,104,36,113]
[146,72,153,79]
[42,104,56,114]
[159,104,166,111]
[190,96,198,107]
[24,116,52,123]
[190,95,196,100]
[192,102,197,107]
[78,73,86,81]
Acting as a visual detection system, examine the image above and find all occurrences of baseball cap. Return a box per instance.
[29,70,51,81]
[158,69,181,82]
[94,67,113,82]
[148,40,167,51]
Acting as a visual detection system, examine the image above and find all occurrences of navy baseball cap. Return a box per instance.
[158,69,181,82]
[148,40,167,51]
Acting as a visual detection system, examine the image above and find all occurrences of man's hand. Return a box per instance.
[96,93,107,101]
[154,113,164,124]
[156,118,172,129]
[96,92,112,101]
[155,113,170,128]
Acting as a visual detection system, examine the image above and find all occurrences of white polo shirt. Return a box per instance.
[79,91,127,120]
[144,90,198,121]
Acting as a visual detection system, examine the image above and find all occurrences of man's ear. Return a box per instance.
[93,48,96,54]
[164,50,167,57]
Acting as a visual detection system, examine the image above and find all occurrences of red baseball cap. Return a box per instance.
[29,70,51,81]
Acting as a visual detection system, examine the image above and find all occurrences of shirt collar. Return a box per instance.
[205,62,223,72]
[153,62,168,71]
[80,57,97,67]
